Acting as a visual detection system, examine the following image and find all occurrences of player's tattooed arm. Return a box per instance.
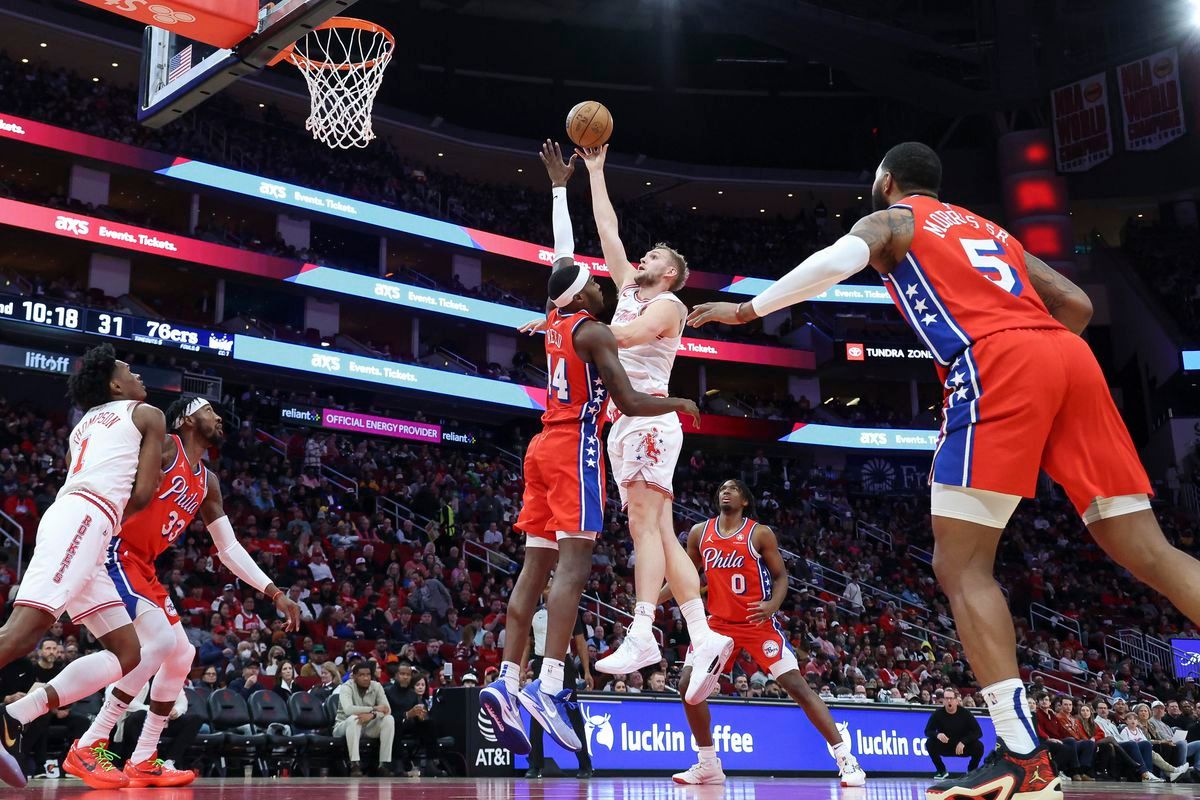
[1025,252,1093,334]
[746,524,787,624]
[658,523,705,605]
[127,404,166,516]
[848,207,914,273]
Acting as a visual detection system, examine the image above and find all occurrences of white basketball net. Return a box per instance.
[286,22,394,149]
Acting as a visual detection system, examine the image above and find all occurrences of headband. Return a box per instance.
[174,397,211,430]
[551,267,590,308]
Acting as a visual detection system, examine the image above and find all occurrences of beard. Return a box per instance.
[633,269,656,288]
[871,185,888,212]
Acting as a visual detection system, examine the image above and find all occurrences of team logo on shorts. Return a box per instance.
[762,640,780,658]
[634,428,665,466]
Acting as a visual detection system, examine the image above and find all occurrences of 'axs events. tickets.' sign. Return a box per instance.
[493,693,994,775]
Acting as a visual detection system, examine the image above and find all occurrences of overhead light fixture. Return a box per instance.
[111,62,119,68]
[717,190,724,195]
[787,193,794,198]
[857,195,863,200]
[759,209,765,213]
[20,58,28,64]
[437,152,444,157]
[517,168,523,173]
[39,42,47,48]
[92,77,100,83]
[258,103,265,108]
[691,206,697,210]
[645,181,652,186]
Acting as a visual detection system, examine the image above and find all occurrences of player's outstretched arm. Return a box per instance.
[686,212,900,328]
[658,523,705,605]
[127,404,166,516]
[747,524,788,624]
[576,321,700,426]
[576,144,635,287]
[199,471,301,632]
[1024,251,1093,334]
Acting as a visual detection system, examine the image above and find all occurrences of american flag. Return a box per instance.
[167,44,193,83]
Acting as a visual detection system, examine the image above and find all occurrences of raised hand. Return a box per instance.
[686,301,755,328]
[539,139,577,188]
[575,144,608,172]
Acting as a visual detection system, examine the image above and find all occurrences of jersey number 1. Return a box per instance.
[961,239,1023,296]
[71,437,90,475]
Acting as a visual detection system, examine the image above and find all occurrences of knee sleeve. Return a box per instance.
[150,624,196,704]
[114,611,177,695]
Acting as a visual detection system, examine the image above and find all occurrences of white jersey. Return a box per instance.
[610,284,685,395]
[59,399,144,523]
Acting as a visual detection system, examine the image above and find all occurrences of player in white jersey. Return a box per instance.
[0,344,165,788]
[575,144,733,703]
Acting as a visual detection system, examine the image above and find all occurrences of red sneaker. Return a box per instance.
[63,740,130,789]
[926,739,1062,800]
[124,754,197,787]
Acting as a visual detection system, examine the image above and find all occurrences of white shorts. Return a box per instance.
[14,493,127,627]
[606,411,683,507]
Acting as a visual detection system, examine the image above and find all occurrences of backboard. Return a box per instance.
[138,0,360,128]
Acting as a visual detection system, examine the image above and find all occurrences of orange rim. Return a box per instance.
[268,17,395,71]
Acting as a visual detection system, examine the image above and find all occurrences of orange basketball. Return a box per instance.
[566,101,613,149]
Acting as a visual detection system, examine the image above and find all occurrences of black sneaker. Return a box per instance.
[0,707,26,788]
[926,739,1062,800]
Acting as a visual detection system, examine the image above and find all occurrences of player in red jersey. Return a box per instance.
[70,396,300,787]
[662,480,865,787]
[482,140,700,758]
[689,141,1200,800]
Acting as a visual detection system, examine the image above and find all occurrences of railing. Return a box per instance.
[0,509,24,580]
[463,539,519,576]
[1030,602,1082,641]
[1030,669,1159,704]
[909,546,934,566]
[398,267,438,289]
[855,519,893,548]
[423,347,478,375]
[182,371,222,402]
[256,427,358,498]
[673,502,707,526]
[782,546,930,617]
[580,593,664,647]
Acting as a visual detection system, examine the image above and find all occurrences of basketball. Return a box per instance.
[566,101,613,148]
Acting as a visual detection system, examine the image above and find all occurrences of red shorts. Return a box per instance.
[685,617,799,679]
[932,328,1152,515]
[107,550,180,624]
[515,423,606,544]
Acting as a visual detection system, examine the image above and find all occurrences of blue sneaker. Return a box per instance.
[479,681,531,755]
[518,679,582,752]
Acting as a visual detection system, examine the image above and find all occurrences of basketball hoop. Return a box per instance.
[271,17,395,149]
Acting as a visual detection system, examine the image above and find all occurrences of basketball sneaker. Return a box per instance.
[926,739,1062,800]
[0,707,25,788]
[672,757,725,785]
[63,739,130,789]
[838,753,867,787]
[123,754,197,787]
[479,680,531,755]
[683,632,735,705]
[595,630,661,675]
[518,679,581,752]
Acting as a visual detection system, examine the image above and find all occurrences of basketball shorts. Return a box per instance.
[106,544,181,624]
[606,410,683,507]
[683,617,799,679]
[931,327,1152,517]
[516,423,606,545]
[14,493,127,627]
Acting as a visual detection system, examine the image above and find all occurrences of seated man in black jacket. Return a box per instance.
[385,662,434,759]
[925,688,984,779]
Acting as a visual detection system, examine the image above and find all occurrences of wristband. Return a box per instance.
[270,588,283,603]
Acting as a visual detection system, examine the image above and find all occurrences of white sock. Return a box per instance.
[679,598,712,640]
[43,651,123,709]
[78,695,130,747]
[539,658,565,695]
[7,686,48,725]
[132,711,170,763]
[698,745,717,763]
[981,678,1038,755]
[832,740,852,760]
[498,661,521,694]
[629,602,655,638]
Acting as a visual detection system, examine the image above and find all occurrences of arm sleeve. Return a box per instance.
[552,187,574,262]
[207,515,274,595]
[749,234,871,317]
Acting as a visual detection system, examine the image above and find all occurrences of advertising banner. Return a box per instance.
[321,409,442,444]
[1170,638,1200,680]
[1050,72,1113,172]
[493,693,995,775]
[845,455,932,493]
[781,423,939,451]
[0,343,74,375]
[1118,48,1187,151]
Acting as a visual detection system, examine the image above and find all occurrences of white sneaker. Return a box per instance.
[1144,772,1165,782]
[1059,774,1072,783]
[596,631,661,675]
[683,632,735,705]
[672,758,725,785]
[1169,764,1190,782]
[838,753,866,787]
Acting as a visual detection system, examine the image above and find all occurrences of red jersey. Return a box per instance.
[883,194,1063,379]
[118,435,209,564]
[698,517,770,623]
[541,308,608,427]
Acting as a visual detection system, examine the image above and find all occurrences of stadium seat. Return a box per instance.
[247,690,302,776]
[207,689,268,777]
[287,691,340,776]
[183,688,227,775]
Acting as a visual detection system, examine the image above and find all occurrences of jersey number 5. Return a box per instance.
[547,355,570,402]
[961,239,1023,296]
